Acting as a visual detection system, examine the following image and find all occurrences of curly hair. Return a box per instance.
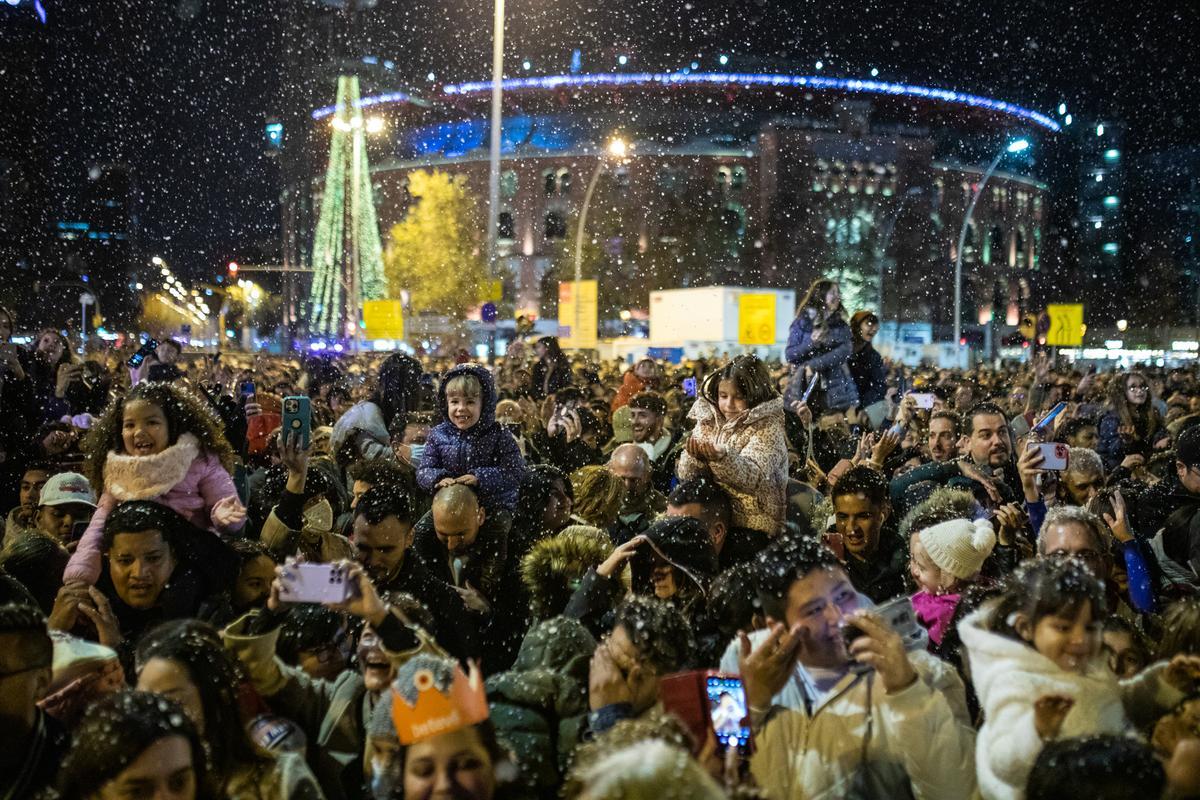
[81,381,236,489]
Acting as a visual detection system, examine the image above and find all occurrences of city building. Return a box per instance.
[290,68,1057,332]
[1076,120,1126,320]
[0,0,51,320]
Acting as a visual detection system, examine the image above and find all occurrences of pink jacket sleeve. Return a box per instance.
[63,493,117,585]
[196,453,245,534]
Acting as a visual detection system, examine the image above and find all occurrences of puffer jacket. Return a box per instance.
[785,311,859,412]
[486,617,595,799]
[959,605,1183,800]
[721,629,975,800]
[417,364,526,512]
[677,391,788,534]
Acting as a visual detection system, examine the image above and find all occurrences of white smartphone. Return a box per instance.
[278,562,358,605]
[908,392,936,409]
[1029,441,1070,471]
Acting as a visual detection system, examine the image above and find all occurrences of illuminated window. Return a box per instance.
[500,170,517,198]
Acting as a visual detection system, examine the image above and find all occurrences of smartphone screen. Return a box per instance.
[706,675,751,752]
[682,377,697,397]
[801,373,820,403]
[1033,401,1068,432]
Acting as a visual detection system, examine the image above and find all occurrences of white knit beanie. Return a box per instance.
[918,518,996,580]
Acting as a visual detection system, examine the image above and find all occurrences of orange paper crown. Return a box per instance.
[390,655,489,745]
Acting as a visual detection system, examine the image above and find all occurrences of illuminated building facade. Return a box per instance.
[295,71,1054,325]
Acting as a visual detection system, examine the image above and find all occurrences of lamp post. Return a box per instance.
[485,0,505,275]
[953,138,1030,348]
[572,138,628,348]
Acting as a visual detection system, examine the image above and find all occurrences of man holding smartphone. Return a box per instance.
[725,537,975,798]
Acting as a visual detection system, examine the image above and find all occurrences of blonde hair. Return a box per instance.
[444,373,482,399]
[569,466,625,529]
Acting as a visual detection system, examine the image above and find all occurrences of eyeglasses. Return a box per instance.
[1047,549,1105,569]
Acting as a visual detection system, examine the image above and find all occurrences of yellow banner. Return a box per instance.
[558,280,598,349]
[363,299,404,340]
[1045,303,1084,346]
[738,293,777,345]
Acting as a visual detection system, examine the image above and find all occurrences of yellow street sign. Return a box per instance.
[558,280,598,349]
[1045,304,1084,347]
[363,299,404,340]
[738,293,777,345]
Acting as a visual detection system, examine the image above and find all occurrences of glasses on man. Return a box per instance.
[1047,549,1106,573]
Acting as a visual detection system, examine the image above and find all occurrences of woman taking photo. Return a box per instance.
[785,278,859,420]
[1097,370,1167,471]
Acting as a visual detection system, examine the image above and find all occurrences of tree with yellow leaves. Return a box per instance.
[383,169,488,318]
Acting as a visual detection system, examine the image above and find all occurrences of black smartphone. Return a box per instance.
[127,339,159,369]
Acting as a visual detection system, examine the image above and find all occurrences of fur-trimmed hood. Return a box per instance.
[521,525,617,619]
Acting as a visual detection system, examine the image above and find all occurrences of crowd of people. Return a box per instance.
[8,278,1200,799]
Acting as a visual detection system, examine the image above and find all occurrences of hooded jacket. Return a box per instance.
[486,617,595,798]
[520,525,617,620]
[677,387,788,534]
[958,605,1183,800]
[417,364,526,512]
[564,517,719,650]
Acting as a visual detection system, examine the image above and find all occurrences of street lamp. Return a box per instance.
[485,0,505,278]
[953,137,1031,349]
[572,137,630,348]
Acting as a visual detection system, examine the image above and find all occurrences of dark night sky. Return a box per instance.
[42,0,1200,278]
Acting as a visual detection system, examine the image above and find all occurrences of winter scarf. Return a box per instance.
[911,590,960,646]
[104,433,200,500]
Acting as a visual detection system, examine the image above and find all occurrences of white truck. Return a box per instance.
[647,286,796,359]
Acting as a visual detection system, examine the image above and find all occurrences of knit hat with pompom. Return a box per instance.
[918,517,996,580]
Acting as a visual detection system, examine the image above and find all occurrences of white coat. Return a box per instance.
[958,605,1183,800]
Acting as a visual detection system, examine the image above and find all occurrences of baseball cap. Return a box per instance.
[38,472,97,508]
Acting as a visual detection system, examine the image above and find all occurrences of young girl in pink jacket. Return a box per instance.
[63,381,246,585]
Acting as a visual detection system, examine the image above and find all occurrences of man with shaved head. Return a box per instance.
[609,443,667,544]
[416,483,527,671]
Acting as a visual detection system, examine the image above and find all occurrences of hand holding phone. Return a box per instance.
[907,392,936,410]
[1028,441,1069,471]
[282,396,312,449]
[1032,401,1068,434]
[127,339,159,369]
[801,373,820,404]
[277,562,358,605]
